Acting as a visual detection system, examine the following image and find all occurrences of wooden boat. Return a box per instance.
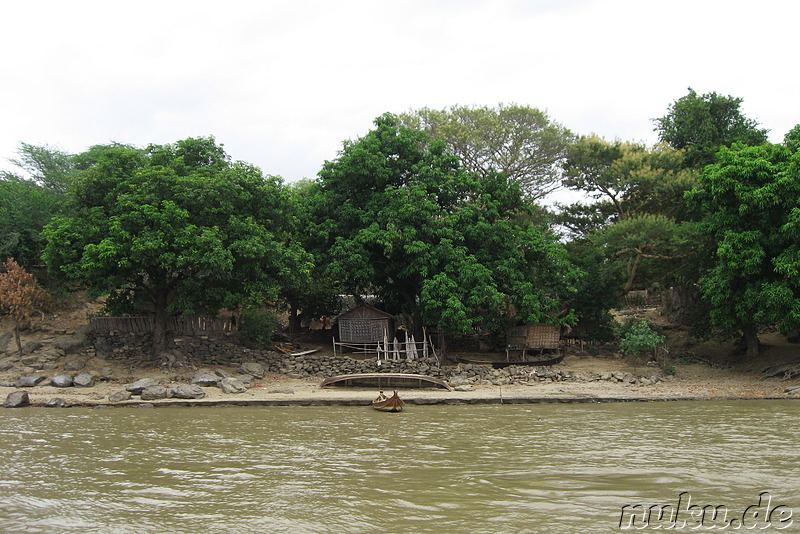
[372,391,404,412]
[455,353,564,368]
[320,373,453,390]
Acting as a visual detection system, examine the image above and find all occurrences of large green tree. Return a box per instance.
[313,114,580,340]
[559,136,700,292]
[654,88,769,168]
[43,137,309,357]
[401,104,573,200]
[687,133,800,357]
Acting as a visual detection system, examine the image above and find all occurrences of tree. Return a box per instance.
[687,137,800,358]
[559,136,700,292]
[0,178,61,267]
[3,142,75,193]
[43,137,309,358]
[401,104,573,200]
[0,258,49,356]
[654,88,769,168]
[314,113,580,340]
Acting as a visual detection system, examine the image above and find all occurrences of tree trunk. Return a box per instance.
[151,290,169,360]
[14,320,22,357]
[288,306,302,335]
[741,323,760,359]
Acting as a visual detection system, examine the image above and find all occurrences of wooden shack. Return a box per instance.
[506,323,561,357]
[334,305,394,354]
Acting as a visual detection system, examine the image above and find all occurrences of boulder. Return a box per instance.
[218,377,247,394]
[4,391,30,408]
[241,361,266,378]
[233,374,255,388]
[140,386,170,400]
[171,384,206,399]
[15,375,47,387]
[454,384,475,392]
[44,397,68,408]
[267,387,294,394]
[109,390,132,403]
[0,357,15,372]
[63,359,86,372]
[191,371,220,387]
[73,373,95,388]
[126,378,159,395]
[51,374,74,388]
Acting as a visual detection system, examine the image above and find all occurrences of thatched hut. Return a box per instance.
[334,305,394,353]
[506,323,561,355]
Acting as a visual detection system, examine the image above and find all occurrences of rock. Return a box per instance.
[267,387,294,394]
[44,397,68,408]
[56,326,90,354]
[241,361,266,378]
[51,374,74,388]
[218,377,247,394]
[4,391,30,408]
[73,373,95,388]
[0,357,15,372]
[191,371,220,387]
[140,386,170,400]
[213,368,231,379]
[126,378,159,394]
[21,341,43,355]
[88,393,105,400]
[171,384,206,399]
[15,375,47,387]
[233,374,255,388]
[454,384,475,392]
[109,390,132,402]
[63,359,86,372]
[448,375,471,387]
[0,332,12,353]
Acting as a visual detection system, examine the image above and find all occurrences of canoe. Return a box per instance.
[320,373,453,390]
[372,391,404,412]
[455,354,564,368]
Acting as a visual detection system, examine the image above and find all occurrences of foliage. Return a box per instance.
[654,88,769,168]
[687,138,800,357]
[559,136,701,293]
[240,306,278,349]
[43,137,310,357]
[401,104,573,200]
[562,244,623,341]
[617,320,665,364]
[0,178,62,267]
[313,113,581,338]
[0,258,49,355]
[3,142,75,193]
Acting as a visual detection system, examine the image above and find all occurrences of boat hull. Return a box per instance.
[372,392,404,412]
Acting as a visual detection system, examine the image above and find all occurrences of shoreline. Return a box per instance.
[4,376,798,408]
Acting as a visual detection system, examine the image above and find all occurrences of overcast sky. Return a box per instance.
[1,0,797,195]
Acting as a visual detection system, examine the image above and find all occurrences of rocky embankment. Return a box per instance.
[1,326,677,407]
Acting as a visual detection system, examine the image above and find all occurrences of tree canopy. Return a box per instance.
[401,104,573,200]
[43,137,309,356]
[312,113,580,339]
[653,88,769,168]
[687,137,800,357]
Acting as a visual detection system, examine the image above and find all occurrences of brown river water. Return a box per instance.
[0,401,798,533]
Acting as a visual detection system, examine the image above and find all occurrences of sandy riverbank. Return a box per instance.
[3,371,798,408]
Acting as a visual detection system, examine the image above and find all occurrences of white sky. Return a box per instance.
[1,0,797,194]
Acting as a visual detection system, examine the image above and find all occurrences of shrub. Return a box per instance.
[240,307,278,349]
[618,320,665,367]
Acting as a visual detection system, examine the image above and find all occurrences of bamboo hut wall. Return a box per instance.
[507,323,560,350]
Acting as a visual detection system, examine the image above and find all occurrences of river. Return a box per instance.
[0,401,797,533]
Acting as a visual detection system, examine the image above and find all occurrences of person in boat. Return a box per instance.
[375,391,387,402]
